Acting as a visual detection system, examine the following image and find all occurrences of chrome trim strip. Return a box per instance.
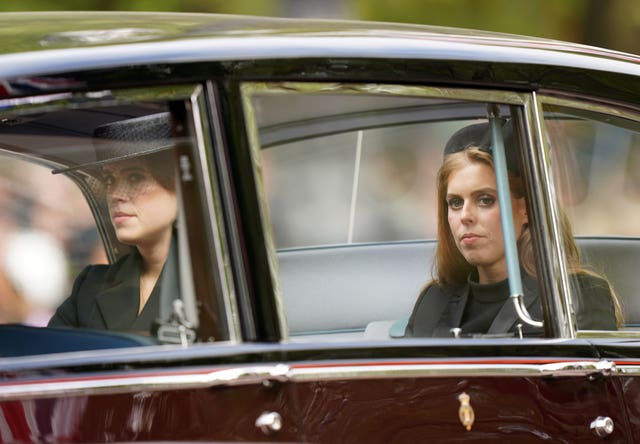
[204,82,243,342]
[188,85,240,342]
[0,85,196,119]
[242,82,527,105]
[288,359,615,381]
[523,92,574,338]
[539,95,640,122]
[616,365,640,375]
[1,359,619,401]
[0,92,72,111]
[0,365,289,401]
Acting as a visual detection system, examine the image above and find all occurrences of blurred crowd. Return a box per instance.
[0,159,105,326]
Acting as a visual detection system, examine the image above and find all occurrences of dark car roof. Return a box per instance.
[0,11,638,80]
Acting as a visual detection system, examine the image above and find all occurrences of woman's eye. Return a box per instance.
[478,195,495,206]
[127,172,146,184]
[103,175,115,186]
[448,197,463,209]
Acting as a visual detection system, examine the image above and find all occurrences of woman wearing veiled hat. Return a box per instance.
[48,113,178,333]
[404,121,622,338]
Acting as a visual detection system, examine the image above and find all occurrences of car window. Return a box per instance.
[0,86,232,355]
[244,82,562,341]
[542,100,640,333]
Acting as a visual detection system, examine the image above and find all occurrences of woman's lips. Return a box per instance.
[460,233,482,245]
[112,211,133,224]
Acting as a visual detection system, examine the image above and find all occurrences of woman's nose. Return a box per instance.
[107,181,128,202]
[460,202,475,223]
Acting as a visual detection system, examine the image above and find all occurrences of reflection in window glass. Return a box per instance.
[263,132,357,248]
[546,110,640,236]
[543,105,640,331]
[261,116,465,249]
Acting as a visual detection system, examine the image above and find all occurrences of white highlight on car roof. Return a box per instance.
[39,28,163,46]
[0,35,639,79]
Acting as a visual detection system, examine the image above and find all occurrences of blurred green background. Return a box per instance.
[2,0,639,54]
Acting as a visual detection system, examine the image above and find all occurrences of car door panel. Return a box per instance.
[0,364,302,443]
[284,349,629,442]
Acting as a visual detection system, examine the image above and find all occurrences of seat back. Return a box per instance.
[277,237,640,335]
[578,237,640,326]
[278,241,434,335]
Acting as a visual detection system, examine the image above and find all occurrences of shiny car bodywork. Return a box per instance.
[1,11,640,443]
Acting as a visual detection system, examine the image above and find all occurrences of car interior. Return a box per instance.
[278,237,640,341]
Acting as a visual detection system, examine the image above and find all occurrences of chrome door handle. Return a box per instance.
[255,411,282,434]
[590,416,614,438]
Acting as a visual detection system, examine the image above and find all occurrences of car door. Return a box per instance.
[0,83,304,443]
[236,81,632,442]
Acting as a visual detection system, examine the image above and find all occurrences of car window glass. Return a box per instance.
[0,89,225,355]
[245,83,553,342]
[543,103,640,333]
[262,121,454,247]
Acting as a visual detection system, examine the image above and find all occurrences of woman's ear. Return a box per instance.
[514,197,528,225]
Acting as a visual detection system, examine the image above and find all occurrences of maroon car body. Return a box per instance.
[0,11,640,443]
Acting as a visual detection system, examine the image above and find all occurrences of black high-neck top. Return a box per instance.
[460,272,510,334]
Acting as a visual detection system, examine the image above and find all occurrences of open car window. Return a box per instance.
[0,85,231,356]
[244,83,564,341]
[542,99,640,334]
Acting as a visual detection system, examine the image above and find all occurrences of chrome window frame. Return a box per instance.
[537,93,640,339]
[241,81,574,340]
[185,84,241,343]
[202,81,243,343]
[0,83,239,345]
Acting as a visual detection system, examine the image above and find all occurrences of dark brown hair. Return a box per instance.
[144,149,176,192]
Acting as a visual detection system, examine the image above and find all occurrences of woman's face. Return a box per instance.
[102,158,177,248]
[446,160,527,283]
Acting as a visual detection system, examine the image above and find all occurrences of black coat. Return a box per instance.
[48,251,161,334]
[404,272,617,338]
